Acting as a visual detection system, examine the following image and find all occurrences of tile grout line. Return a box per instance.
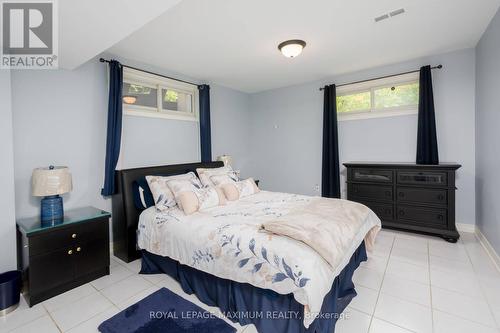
[464,232,500,330]
[428,238,435,333]
[366,232,395,332]
[40,303,64,333]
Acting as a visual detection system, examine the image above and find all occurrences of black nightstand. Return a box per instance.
[16,206,111,306]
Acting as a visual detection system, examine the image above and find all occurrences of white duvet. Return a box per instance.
[137,191,381,328]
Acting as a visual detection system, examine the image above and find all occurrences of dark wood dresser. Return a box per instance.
[344,162,461,242]
[17,207,110,306]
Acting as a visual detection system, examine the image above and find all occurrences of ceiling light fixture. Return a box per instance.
[278,39,306,58]
[123,95,137,104]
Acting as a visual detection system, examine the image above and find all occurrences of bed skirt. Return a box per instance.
[140,241,367,333]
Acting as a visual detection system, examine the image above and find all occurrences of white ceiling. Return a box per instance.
[107,0,500,93]
[59,0,182,69]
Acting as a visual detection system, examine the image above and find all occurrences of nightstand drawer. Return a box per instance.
[29,218,108,257]
[29,226,79,257]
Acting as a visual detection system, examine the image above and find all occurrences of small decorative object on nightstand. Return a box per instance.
[16,206,110,306]
[217,155,232,167]
[32,166,72,225]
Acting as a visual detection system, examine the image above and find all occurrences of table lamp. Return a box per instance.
[32,166,72,223]
[217,155,232,167]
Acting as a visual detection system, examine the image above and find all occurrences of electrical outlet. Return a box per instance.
[314,184,320,192]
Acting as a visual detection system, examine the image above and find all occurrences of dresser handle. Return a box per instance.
[76,247,82,252]
[438,194,444,200]
[71,233,77,239]
[399,210,405,216]
[437,214,444,220]
[398,192,405,197]
[68,249,73,255]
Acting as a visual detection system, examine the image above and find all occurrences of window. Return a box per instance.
[122,68,199,122]
[336,72,419,120]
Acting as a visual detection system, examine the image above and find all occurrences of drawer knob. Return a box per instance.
[438,194,444,200]
[437,214,444,220]
[399,210,405,216]
[398,192,405,197]
[68,249,73,255]
[71,233,77,239]
[76,247,82,252]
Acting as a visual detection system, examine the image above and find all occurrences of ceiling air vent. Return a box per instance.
[375,8,405,22]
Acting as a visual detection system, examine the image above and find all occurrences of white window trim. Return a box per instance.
[337,72,419,121]
[123,67,199,122]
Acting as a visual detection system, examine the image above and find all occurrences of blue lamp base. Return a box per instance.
[41,195,64,226]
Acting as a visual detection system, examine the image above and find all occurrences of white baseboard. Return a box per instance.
[475,228,500,273]
[456,223,476,233]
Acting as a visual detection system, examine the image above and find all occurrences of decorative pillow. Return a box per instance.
[167,179,226,215]
[209,174,236,186]
[146,172,202,211]
[220,178,259,201]
[196,166,239,187]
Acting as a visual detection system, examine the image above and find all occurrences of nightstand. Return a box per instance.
[16,206,111,306]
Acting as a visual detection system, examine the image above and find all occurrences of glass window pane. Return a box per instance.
[336,91,371,113]
[161,89,192,113]
[123,83,157,108]
[374,82,419,109]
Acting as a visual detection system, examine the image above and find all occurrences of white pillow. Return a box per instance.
[218,178,260,201]
[166,179,226,215]
[146,172,202,211]
[196,166,239,187]
[209,174,236,186]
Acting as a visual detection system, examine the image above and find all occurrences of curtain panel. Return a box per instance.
[321,84,341,198]
[199,84,212,162]
[101,60,123,196]
[416,65,439,165]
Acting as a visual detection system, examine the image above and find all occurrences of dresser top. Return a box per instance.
[17,206,110,236]
[343,162,461,169]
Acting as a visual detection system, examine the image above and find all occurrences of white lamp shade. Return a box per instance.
[32,166,73,197]
[217,155,232,167]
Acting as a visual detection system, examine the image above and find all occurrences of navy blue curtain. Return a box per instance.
[101,60,123,196]
[416,65,439,165]
[322,84,341,198]
[199,85,212,162]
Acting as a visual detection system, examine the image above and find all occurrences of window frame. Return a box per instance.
[122,67,199,122]
[337,72,419,121]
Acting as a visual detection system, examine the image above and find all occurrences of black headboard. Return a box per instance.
[111,161,224,262]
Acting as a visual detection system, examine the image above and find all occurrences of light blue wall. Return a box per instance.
[11,60,110,218]
[10,56,252,220]
[248,48,477,226]
[476,8,500,253]
[0,70,16,272]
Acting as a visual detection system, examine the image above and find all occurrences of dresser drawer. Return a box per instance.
[397,171,448,186]
[349,183,393,202]
[396,187,448,205]
[355,200,394,221]
[351,168,393,183]
[396,205,447,227]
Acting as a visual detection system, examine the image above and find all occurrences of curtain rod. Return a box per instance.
[319,65,443,91]
[99,58,200,87]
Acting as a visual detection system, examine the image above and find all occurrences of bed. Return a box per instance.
[111,162,381,333]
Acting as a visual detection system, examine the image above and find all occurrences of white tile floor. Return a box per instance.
[1,229,499,333]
